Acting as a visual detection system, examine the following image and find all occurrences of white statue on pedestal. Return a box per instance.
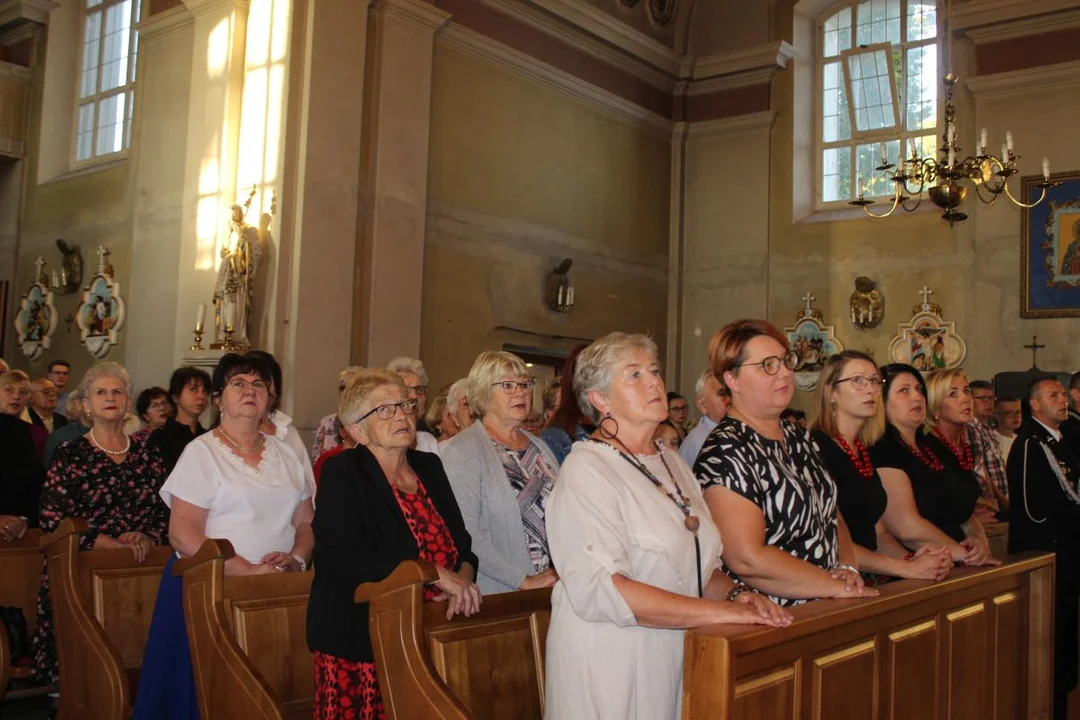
[213,189,269,349]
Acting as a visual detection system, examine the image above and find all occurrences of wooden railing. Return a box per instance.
[174,539,313,720]
[41,518,173,720]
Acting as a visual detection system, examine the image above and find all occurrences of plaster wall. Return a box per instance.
[421,44,671,393]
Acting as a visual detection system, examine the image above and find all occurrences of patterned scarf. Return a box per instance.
[493,440,555,571]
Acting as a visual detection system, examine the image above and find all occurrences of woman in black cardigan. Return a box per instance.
[308,369,480,720]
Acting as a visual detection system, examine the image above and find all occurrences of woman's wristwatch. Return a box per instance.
[291,554,308,572]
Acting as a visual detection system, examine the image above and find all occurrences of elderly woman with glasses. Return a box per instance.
[695,320,877,606]
[810,352,952,584]
[308,369,480,719]
[133,353,315,720]
[388,356,440,454]
[545,333,790,720]
[32,362,171,686]
[443,351,560,595]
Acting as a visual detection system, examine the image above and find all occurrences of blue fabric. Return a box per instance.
[133,553,199,720]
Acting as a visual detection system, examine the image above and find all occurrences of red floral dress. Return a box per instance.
[313,482,459,720]
[31,436,169,684]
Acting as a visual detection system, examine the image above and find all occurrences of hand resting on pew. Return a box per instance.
[430,563,483,620]
[0,515,28,542]
[92,531,155,562]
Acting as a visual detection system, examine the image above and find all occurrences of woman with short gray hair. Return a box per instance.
[544,332,791,720]
[442,351,560,595]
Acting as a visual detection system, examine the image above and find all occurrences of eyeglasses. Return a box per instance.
[407,385,428,397]
[834,375,883,391]
[491,380,536,394]
[358,398,419,422]
[972,394,995,402]
[736,351,800,376]
[228,379,269,393]
[148,401,171,412]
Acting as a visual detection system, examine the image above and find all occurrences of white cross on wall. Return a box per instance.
[802,292,816,313]
[919,286,934,307]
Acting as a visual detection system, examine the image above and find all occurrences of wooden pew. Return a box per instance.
[355,560,552,720]
[0,529,45,701]
[41,518,174,720]
[683,552,1055,719]
[986,521,1009,559]
[175,539,313,720]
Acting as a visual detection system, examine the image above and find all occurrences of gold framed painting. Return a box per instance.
[1021,170,1080,318]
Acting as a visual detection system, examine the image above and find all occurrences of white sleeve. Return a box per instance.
[159,441,219,509]
[547,453,637,628]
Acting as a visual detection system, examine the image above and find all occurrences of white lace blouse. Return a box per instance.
[159,432,315,563]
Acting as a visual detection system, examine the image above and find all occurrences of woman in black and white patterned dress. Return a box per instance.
[694,320,879,607]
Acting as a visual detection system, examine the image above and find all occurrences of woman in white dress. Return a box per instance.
[544,333,791,720]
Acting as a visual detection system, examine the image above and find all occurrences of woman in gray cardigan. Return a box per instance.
[441,351,561,595]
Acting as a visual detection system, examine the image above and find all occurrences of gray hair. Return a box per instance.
[574,332,659,423]
[63,389,84,421]
[465,351,530,418]
[447,378,469,414]
[694,369,714,399]
[386,356,428,386]
[78,362,133,400]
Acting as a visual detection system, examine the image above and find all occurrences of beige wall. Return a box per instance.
[422,45,670,393]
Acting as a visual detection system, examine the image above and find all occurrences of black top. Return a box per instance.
[27,408,68,431]
[307,446,478,662]
[0,414,45,526]
[149,417,206,474]
[811,430,887,552]
[695,417,839,607]
[869,427,979,542]
[1007,419,1080,578]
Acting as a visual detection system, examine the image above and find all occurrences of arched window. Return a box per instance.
[817,0,938,206]
[75,0,140,163]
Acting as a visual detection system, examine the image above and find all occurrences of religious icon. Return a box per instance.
[75,247,127,358]
[13,257,58,360]
[849,276,884,330]
[784,293,844,392]
[887,286,967,370]
[212,186,273,350]
[1021,170,1080,317]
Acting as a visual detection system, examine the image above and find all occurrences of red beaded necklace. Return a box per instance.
[898,433,945,472]
[833,435,874,479]
[932,427,974,472]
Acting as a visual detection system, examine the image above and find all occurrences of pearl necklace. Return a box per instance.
[217,427,265,453]
[89,428,130,456]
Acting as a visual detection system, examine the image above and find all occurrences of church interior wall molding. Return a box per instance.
[962,7,1080,45]
[0,0,57,38]
[136,2,194,42]
[0,60,30,159]
[180,0,249,20]
[688,40,797,89]
[376,0,451,32]
[685,110,776,143]
[965,60,1080,99]
[950,0,1080,34]
[437,22,673,137]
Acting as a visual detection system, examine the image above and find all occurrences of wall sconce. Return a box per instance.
[54,238,84,295]
[545,259,575,313]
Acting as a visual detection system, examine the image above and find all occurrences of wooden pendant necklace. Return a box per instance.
[588,436,703,596]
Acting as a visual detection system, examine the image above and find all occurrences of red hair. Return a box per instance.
[708,319,790,379]
[546,344,590,434]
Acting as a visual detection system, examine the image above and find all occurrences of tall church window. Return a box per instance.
[817,0,938,206]
[75,0,140,163]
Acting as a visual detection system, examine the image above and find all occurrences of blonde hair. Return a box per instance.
[466,351,530,418]
[339,369,407,426]
[810,351,884,445]
[338,365,365,390]
[0,369,30,388]
[573,333,659,423]
[924,368,969,431]
[426,393,448,428]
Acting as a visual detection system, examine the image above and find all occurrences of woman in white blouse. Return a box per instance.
[545,333,791,720]
[133,352,315,720]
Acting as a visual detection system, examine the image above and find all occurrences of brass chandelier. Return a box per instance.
[849,0,1059,225]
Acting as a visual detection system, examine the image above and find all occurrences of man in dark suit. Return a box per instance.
[26,378,67,434]
[0,412,45,541]
[1007,376,1080,719]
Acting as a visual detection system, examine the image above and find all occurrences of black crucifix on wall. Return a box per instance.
[1024,335,1046,369]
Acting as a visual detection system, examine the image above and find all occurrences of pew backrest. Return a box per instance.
[0,529,44,698]
[176,539,313,720]
[41,518,173,720]
[357,561,552,720]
